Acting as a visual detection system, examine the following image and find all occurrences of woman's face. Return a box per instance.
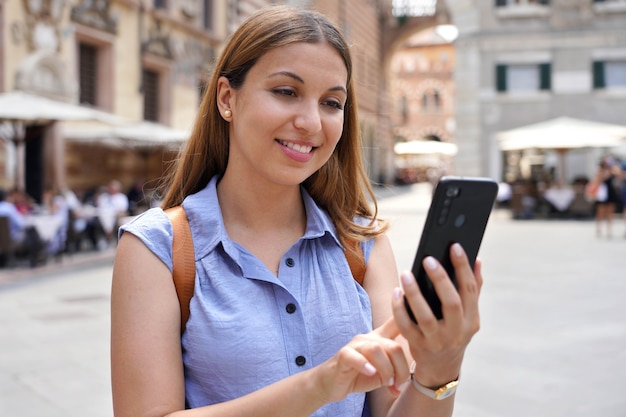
[218,41,348,188]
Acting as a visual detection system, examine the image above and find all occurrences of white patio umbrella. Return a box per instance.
[497,117,626,151]
[394,140,458,156]
[497,117,626,182]
[64,120,190,149]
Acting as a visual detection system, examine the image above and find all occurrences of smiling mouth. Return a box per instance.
[277,140,313,154]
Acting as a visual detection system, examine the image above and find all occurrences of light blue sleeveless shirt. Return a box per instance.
[120,176,374,416]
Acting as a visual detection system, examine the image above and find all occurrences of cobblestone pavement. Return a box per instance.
[1,183,625,417]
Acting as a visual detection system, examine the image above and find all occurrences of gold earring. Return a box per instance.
[224,109,232,118]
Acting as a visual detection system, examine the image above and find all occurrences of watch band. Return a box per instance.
[410,373,459,400]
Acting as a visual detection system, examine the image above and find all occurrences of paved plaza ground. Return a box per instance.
[1,183,625,417]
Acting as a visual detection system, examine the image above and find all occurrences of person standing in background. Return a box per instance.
[621,158,626,238]
[593,157,623,238]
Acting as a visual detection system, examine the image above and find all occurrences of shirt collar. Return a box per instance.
[182,176,342,261]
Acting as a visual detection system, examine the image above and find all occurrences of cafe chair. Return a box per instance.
[0,216,17,267]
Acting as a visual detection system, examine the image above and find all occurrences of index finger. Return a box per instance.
[373,316,400,340]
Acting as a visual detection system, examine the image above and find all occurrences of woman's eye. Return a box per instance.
[324,100,344,111]
[273,88,296,97]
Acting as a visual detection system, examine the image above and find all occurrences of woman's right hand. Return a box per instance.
[313,317,410,404]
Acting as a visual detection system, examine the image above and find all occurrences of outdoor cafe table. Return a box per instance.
[24,213,64,242]
[543,186,576,212]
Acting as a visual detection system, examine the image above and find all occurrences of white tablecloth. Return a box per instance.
[77,205,121,234]
[25,214,64,241]
[544,187,575,212]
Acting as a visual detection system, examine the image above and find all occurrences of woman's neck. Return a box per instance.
[217,172,306,234]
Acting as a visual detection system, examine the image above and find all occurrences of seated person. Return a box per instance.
[0,189,45,267]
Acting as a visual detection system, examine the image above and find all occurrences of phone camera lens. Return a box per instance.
[446,187,460,198]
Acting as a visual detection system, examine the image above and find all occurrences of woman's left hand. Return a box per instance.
[391,242,483,388]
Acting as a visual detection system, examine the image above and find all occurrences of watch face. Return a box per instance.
[434,380,459,400]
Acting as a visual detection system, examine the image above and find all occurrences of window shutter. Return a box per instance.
[203,0,213,30]
[143,69,160,122]
[496,64,507,92]
[592,61,605,89]
[539,63,551,90]
[79,43,98,106]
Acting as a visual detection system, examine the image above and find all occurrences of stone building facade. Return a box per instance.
[446,0,626,182]
[0,0,230,202]
[389,28,456,183]
[0,0,396,203]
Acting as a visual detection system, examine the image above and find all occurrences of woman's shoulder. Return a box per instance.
[119,207,174,271]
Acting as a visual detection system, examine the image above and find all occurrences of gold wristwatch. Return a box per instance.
[410,374,459,400]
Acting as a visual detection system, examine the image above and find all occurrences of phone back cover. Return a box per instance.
[410,177,498,318]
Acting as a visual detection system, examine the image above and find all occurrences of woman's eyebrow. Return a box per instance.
[269,71,347,94]
[269,71,305,84]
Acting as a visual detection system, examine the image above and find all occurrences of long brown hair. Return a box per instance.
[161,5,387,253]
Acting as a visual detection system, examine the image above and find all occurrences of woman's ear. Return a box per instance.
[217,76,234,120]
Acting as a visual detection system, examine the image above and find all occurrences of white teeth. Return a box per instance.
[279,140,312,154]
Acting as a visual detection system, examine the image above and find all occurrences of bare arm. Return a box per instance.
[111,233,185,416]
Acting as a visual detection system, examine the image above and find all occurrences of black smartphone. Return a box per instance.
[405,176,498,323]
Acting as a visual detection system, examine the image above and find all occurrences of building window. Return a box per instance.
[75,27,114,111]
[420,90,443,112]
[496,63,551,92]
[203,0,213,30]
[433,90,441,109]
[400,95,408,124]
[143,69,160,122]
[593,0,626,13]
[593,60,626,89]
[495,0,550,17]
[79,43,98,106]
[495,0,549,6]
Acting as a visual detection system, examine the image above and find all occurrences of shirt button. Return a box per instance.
[285,258,295,267]
[295,356,306,366]
[286,303,297,314]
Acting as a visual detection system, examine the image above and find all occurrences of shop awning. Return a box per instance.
[394,140,458,156]
[0,91,122,124]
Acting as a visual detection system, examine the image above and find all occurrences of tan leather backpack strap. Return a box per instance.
[165,206,196,334]
[345,239,366,286]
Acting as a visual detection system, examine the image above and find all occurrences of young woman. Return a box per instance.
[111,6,482,417]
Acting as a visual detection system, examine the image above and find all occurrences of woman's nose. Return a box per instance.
[293,101,322,134]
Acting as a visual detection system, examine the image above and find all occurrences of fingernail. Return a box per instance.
[452,243,463,257]
[400,271,413,286]
[424,256,438,271]
[388,377,395,387]
[393,287,403,300]
[364,362,376,376]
